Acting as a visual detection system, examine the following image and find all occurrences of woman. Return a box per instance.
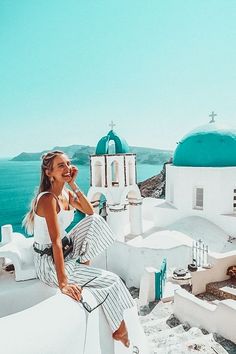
[23,150,135,348]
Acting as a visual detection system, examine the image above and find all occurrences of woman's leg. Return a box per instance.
[68,214,115,263]
[65,263,135,335]
[34,243,133,347]
[112,320,130,347]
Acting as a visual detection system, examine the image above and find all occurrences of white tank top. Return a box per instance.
[33,190,75,244]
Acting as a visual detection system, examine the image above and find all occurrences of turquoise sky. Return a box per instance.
[0,0,236,157]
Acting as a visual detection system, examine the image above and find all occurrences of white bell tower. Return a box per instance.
[87,123,143,241]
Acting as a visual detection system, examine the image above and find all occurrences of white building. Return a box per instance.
[87,123,143,241]
[155,118,236,237]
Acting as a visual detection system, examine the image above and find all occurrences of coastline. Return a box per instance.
[0,160,162,237]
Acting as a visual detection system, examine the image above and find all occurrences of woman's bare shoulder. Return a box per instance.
[36,193,58,214]
[38,192,55,201]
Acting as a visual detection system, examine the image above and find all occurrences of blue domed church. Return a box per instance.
[87,122,143,240]
[156,114,236,237]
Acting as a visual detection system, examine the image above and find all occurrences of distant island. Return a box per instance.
[11,144,173,165]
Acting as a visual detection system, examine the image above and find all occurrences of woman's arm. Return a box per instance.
[67,165,94,215]
[68,184,94,215]
[40,194,81,301]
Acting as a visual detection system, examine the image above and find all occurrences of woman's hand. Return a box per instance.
[68,165,78,186]
[60,283,82,301]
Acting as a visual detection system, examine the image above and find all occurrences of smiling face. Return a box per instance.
[47,154,72,183]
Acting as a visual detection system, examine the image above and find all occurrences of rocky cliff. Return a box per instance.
[138,159,172,198]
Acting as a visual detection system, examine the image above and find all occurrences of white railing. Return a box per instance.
[192,239,208,267]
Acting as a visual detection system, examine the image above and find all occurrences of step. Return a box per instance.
[141,316,171,334]
[139,313,157,324]
[139,301,173,325]
[206,280,236,300]
[139,299,233,354]
[147,325,204,348]
[149,301,174,319]
[153,333,228,354]
[196,291,222,303]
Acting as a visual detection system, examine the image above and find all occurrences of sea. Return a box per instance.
[0,159,162,239]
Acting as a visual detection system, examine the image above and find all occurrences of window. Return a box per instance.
[193,187,204,210]
[128,161,135,185]
[94,161,102,187]
[233,189,236,212]
[111,160,119,187]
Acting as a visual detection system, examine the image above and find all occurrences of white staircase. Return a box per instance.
[139,301,231,354]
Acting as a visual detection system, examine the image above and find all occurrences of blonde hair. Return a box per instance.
[22,150,64,234]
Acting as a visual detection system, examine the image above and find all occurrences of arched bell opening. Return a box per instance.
[90,192,107,219]
[111,160,119,187]
[94,161,103,187]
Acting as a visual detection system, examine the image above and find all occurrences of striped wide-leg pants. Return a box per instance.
[33,214,135,332]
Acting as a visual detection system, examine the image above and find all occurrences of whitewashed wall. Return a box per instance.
[166,165,236,214]
[153,165,236,235]
[174,288,236,344]
[93,240,192,288]
[0,272,149,354]
[191,250,236,295]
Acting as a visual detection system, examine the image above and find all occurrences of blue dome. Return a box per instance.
[173,122,236,167]
[95,130,130,155]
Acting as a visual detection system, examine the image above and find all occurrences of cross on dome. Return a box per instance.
[95,123,130,154]
[209,111,217,123]
[109,120,116,131]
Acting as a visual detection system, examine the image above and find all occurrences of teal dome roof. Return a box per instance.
[173,122,236,167]
[95,130,130,155]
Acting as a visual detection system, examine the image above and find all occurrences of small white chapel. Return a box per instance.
[152,112,236,237]
[87,121,143,240]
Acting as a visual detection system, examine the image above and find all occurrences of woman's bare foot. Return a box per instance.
[112,320,130,347]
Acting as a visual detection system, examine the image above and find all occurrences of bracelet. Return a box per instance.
[73,188,81,194]
[72,187,81,201]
